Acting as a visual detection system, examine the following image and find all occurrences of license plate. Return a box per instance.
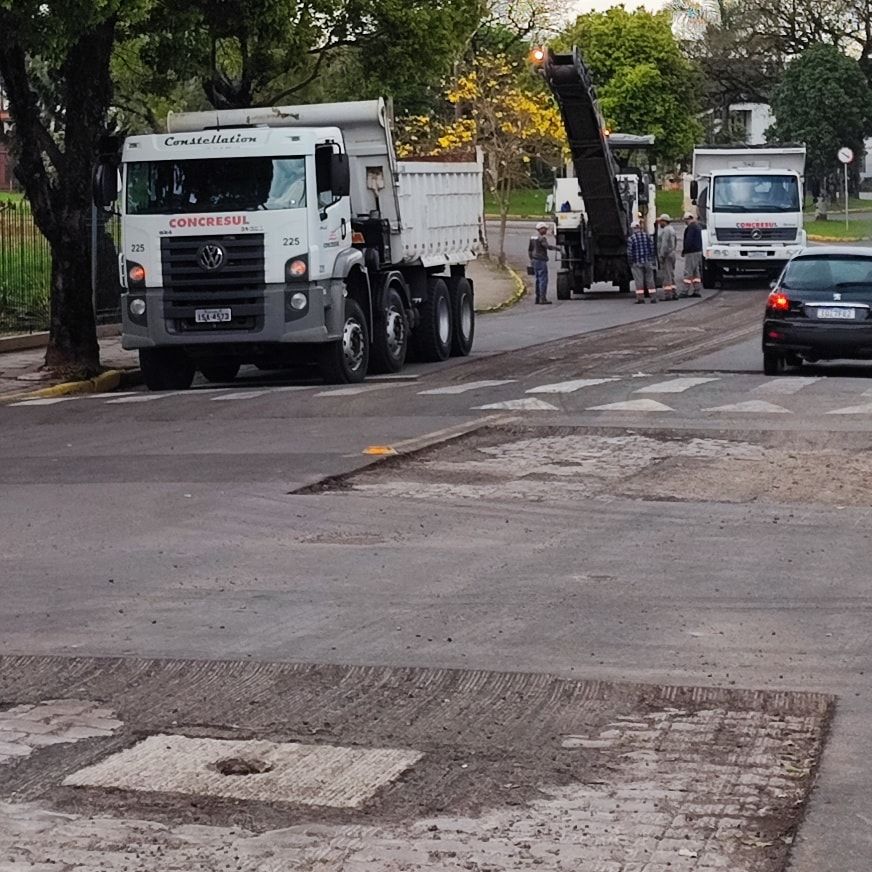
[816,307,856,320]
[746,252,770,258]
[195,308,232,323]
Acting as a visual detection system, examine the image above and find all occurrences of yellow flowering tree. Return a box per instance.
[397,52,565,264]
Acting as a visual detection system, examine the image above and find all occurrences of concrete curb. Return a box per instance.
[0,324,120,354]
[808,234,865,243]
[476,265,527,314]
[0,367,142,404]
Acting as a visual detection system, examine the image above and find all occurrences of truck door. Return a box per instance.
[314,141,352,280]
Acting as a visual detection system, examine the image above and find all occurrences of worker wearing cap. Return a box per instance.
[682,212,703,297]
[627,220,657,304]
[528,222,561,305]
[656,214,678,300]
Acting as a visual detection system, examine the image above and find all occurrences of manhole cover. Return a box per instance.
[64,734,423,808]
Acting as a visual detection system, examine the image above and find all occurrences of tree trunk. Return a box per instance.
[45,232,100,372]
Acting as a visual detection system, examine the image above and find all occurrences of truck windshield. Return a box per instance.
[125,157,307,214]
[712,175,799,213]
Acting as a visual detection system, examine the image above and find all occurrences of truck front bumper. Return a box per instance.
[120,282,344,350]
[705,245,804,269]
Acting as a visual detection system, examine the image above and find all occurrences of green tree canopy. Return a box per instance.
[770,44,872,189]
[558,8,703,164]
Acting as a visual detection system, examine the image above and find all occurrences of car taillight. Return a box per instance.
[767,290,790,312]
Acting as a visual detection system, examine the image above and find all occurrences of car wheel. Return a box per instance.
[763,350,784,376]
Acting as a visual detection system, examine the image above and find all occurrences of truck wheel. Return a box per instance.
[139,348,195,391]
[199,362,240,384]
[369,286,408,373]
[319,298,369,384]
[702,259,718,289]
[556,271,572,300]
[450,277,475,357]
[412,277,452,362]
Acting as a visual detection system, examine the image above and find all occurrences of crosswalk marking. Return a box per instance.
[752,377,820,396]
[315,384,395,397]
[419,380,515,396]
[473,398,558,411]
[586,399,674,412]
[828,402,872,415]
[105,393,181,404]
[9,397,74,406]
[526,378,615,394]
[635,377,718,394]
[703,400,790,413]
[211,390,270,401]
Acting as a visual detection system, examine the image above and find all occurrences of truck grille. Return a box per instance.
[715,228,797,242]
[161,234,265,333]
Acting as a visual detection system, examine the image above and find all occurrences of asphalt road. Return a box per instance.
[4,268,872,869]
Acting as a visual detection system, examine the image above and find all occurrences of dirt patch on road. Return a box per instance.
[0,656,832,871]
[321,424,872,508]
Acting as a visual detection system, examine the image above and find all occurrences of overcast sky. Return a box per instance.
[564,0,663,16]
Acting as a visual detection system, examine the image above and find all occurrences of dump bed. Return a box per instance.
[693,146,806,177]
[167,99,483,268]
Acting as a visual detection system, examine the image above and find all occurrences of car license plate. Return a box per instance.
[816,307,856,320]
[195,308,232,323]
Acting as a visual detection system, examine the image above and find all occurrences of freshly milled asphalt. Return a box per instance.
[3,267,872,869]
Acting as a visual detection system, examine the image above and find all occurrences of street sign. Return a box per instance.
[838,147,854,164]
[838,147,854,229]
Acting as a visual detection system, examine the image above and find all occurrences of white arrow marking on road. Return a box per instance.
[586,399,674,412]
[473,398,559,411]
[703,400,791,413]
[419,379,515,395]
[752,377,820,395]
[526,378,616,394]
[635,377,718,394]
[827,402,872,414]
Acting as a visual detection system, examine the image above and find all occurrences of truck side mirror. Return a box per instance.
[638,173,651,205]
[93,162,117,208]
[331,153,350,198]
[689,180,699,201]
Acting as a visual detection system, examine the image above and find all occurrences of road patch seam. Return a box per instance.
[290,414,516,494]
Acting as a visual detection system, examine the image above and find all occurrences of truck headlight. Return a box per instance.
[290,292,307,310]
[129,298,146,316]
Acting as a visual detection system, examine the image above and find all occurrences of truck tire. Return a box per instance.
[412,277,452,362]
[450,277,475,357]
[199,362,240,384]
[369,286,408,373]
[702,259,718,289]
[556,271,572,300]
[319,298,369,384]
[139,348,195,392]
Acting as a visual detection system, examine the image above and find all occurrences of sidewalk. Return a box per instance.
[468,255,525,312]
[0,335,137,399]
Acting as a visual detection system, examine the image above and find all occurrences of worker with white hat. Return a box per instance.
[656,213,678,300]
[528,222,561,305]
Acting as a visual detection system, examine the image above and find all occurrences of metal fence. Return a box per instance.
[0,199,121,335]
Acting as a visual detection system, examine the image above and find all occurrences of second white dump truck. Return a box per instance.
[94,100,483,389]
[689,145,806,286]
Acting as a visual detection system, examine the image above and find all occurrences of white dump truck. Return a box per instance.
[688,145,806,286]
[93,100,483,390]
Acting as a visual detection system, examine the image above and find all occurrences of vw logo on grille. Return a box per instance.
[750,229,763,241]
[196,242,226,272]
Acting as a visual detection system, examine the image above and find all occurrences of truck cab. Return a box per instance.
[94,100,483,390]
[690,146,806,285]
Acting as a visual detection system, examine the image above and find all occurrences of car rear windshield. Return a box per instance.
[781,255,872,291]
[126,157,306,215]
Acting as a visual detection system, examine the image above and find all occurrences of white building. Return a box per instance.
[726,103,774,145]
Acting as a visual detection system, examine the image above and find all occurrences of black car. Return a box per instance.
[763,247,872,374]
